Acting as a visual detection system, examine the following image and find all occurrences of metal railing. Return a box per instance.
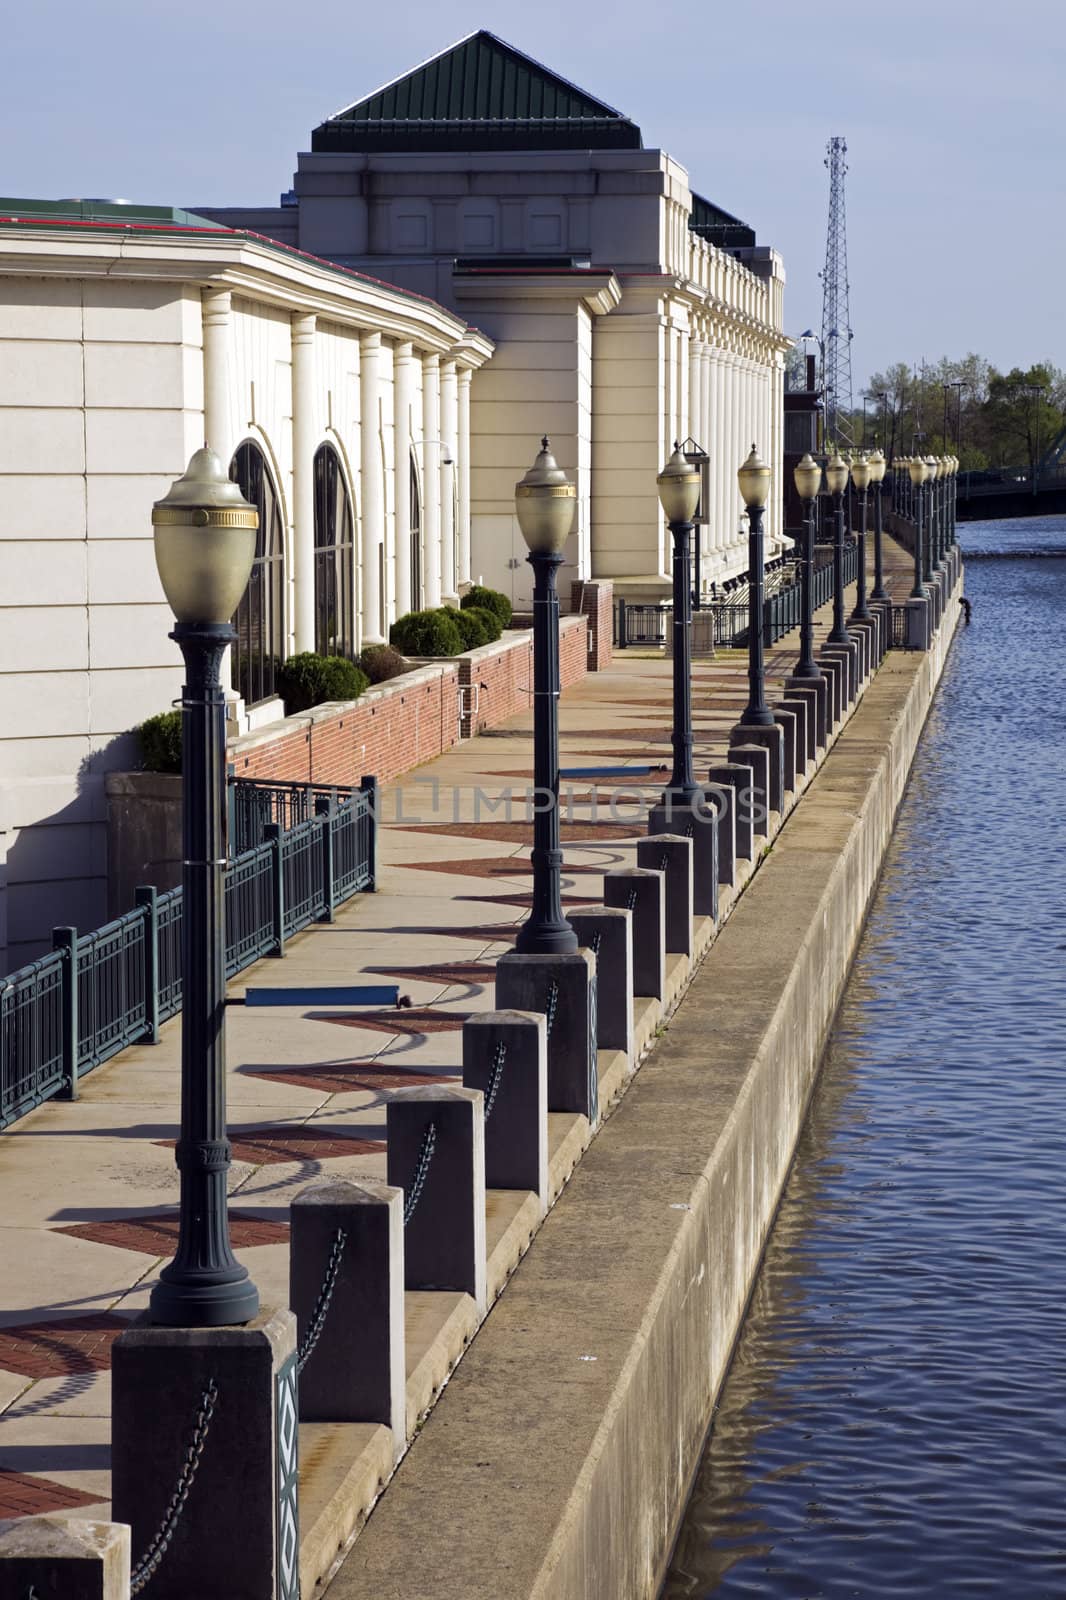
[0,778,377,1132]
[615,547,860,655]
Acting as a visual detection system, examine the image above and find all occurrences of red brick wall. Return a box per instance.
[571,580,613,671]
[230,665,461,787]
[230,622,590,786]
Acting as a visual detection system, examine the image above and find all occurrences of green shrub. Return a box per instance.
[459,604,502,644]
[276,653,369,714]
[358,643,408,684]
[390,609,464,657]
[451,607,493,650]
[137,710,182,774]
[461,584,512,627]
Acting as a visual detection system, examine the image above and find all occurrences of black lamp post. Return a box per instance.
[825,452,851,646]
[149,449,260,1328]
[907,455,927,599]
[869,449,888,601]
[657,443,703,804]
[738,444,774,726]
[923,456,938,581]
[850,454,873,621]
[792,452,823,680]
[514,437,579,957]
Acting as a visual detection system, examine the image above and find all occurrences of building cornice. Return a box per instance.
[452,269,621,317]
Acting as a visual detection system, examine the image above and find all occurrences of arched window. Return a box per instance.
[313,444,355,658]
[410,456,423,610]
[230,441,285,706]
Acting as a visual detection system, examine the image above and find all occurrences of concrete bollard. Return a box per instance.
[648,799,718,919]
[701,783,736,887]
[387,1085,486,1314]
[495,951,597,1124]
[290,1179,405,1449]
[822,640,859,701]
[783,683,821,758]
[568,908,634,1060]
[637,834,694,956]
[0,1518,130,1600]
[816,653,844,724]
[112,1308,298,1600]
[778,697,811,773]
[771,708,798,795]
[603,867,665,1001]
[904,595,931,650]
[706,764,754,865]
[730,722,785,814]
[462,1010,548,1209]
[727,743,771,836]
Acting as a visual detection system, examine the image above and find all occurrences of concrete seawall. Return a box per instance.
[331,586,962,1600]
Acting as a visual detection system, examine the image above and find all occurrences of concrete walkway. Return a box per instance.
[0,560,897,1528]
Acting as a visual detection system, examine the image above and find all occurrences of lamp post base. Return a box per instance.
[149,1266,260,1330]
[514,920,579,957]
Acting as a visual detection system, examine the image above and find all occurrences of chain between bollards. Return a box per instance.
[545,979,559,1039]
[403,1121,437,1228]
[484,1040,508,1122]
[129,1379,219,1596]
[590,930,603,957]
[626,886,638,912]
[297,1226,347,1375]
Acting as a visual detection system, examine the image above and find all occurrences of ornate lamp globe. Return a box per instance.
[907,456,926,487]
[152,447,258,623]
[737,444,771,509]
[825,452,850,495]
[868,449,887,484]
[850,455,873,491]
[657,442,702,523]
[793,452,822,501]
[514,436,576,554]
[924,454,938,482]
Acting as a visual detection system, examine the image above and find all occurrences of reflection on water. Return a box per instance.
[663,519,1066,1598]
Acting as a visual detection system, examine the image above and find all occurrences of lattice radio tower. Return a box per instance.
[819,136,854,449]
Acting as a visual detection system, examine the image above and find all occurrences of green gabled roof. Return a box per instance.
[689,193,755,250]
[312,30,642,153]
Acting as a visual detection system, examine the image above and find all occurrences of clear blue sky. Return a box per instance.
[4,0,1062,390]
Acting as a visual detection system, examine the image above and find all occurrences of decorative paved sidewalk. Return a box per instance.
[0,571,887,1521]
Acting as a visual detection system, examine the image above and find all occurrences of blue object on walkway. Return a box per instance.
[245,984,399,1007]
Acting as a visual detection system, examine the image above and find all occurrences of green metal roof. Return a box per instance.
[312,30,642,153]
[689,193,755,250]
[0,198,220,230]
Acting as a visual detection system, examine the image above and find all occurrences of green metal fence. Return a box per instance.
[0,779,377,1131]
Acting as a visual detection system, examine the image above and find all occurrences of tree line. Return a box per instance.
[856,356,1065,474]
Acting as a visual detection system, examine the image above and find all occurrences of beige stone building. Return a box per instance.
[203,29,790,609]
[0,200,490,968]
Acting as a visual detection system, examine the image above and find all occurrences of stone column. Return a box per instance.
[440,359,459,604]
[688,339,702,453]
[291,312,317,654]
[458,367,472,590]
[393,342,415,618]
[422,353,442,607]
[360,331,385,643]
[711,346,726,552]
[201,288,237,699]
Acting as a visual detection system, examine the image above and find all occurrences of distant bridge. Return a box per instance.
[957,428,1066,520]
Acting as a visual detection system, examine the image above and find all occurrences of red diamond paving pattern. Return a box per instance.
[242,1062,452,1094]
[0,1315,130,1379]
[312,1008,469,1039]
[367,962,497,985]
[394,821,636,842]
[154,1127,386,1164]
[398,856,601,879]
[0,1470,102,1518]
[56,1211,290,1256]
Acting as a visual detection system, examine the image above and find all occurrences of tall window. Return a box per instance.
[313,444,355,658]
[410,457,423,609]
[230,441,285,706]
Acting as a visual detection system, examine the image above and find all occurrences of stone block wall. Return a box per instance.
[571,580,613,671]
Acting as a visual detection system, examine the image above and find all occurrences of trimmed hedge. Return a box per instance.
[451,607,493,650]
[461,584,512,627]
[276,653,369,714]
[137,710,182,774]
[358,643,408,684]
[390,609,464,657]
[458,604,502,644]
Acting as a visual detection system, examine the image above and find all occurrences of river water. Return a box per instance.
[663,517,1066,1598]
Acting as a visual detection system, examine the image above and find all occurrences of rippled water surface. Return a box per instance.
[664,518,1066,1598]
